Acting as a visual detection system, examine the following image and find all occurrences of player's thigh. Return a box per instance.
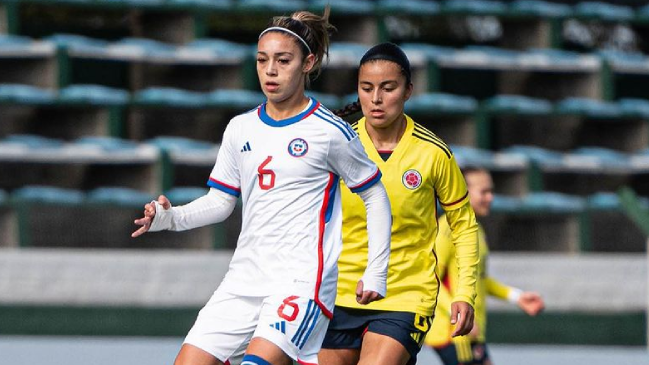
[363,311,432,365]
[319,306,365,365]
[359,332,410,365]
[251,294,329,365]
[183,290,260,364]
[318,347,360,365]
[175,343,226,365]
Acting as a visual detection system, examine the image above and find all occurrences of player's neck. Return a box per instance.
[366,114,406,151]
[265,94,310,121]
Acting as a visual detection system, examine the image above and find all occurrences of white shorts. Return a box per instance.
[184,287,330,365]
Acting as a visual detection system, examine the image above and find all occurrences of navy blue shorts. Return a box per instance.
[434,342,491,365]
[322,306,432,365]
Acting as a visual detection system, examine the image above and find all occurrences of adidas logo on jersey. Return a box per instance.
[241,141,251,152]
[270,321,286,334]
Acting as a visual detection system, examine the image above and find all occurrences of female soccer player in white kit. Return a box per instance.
[131,8,392,365]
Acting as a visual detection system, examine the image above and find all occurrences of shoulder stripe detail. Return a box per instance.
[414,123,450,150]
[349,168,382,194]
[350,121,359,131]
[207,177,241,197]
[413,133,452,159]
[440,191,469,207]
[318,106,356,136]
[314,109,356,141]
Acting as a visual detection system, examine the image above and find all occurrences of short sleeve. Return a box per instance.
[328,134,381,193]
[207,122,241,197]
[435,154,469,211]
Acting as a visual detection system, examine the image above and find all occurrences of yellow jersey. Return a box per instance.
[426,218,512,346]
[335,115,478,316]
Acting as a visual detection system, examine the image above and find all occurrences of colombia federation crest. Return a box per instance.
[402,169,422,190]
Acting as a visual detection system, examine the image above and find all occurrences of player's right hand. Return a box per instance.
[450,301,474,337]
[355,280,384,304]
[131,195,171,238]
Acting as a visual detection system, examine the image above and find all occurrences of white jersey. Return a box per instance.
[208,98,381,318]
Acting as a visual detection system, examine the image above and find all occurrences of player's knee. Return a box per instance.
[241,354,272,365]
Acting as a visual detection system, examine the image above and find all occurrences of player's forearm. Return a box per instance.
[150,188,237,232]
[357,180,391,297]
[485,276,514,301]
[445,204,479,306]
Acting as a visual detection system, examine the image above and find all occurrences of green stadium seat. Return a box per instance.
[376,0,441,15]
[483,94,553,115]
[206,89,265,110]
[237,0,307,12]
[442,0,508,16]
[408,92,478,115]
[452,145,530,196]
[555,97,622,118]
[505,145,633,196]
[508,0,572,18]
[58,84,130,106]
[404,93,478,147]
[310,0,375,14]
[133,87,209,108]
[555,98,647,152]
[584,192,649,252]
[12,185,85,204]
[483,191,586,252]
[0,84,55,105]
[573,2,634,22]
[87,186,155,207]
[483,95,553,150]
[145,136,217,190]
[618,98,649,119]
[490,194,522,213]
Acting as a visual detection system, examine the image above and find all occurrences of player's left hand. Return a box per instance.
[518,291,545,316]
[450,301,474,337]
[355,280,384,304]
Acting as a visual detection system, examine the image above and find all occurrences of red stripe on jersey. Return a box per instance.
[439,191,468,207]
[208,177,241,192]
[349,168,380,191]
[303,101,321,119]
[314,172,335,319]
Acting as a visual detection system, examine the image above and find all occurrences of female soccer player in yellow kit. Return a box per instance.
[318,43,480,365]
[425,167,545,365]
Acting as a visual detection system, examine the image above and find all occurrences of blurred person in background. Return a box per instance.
[318,42,479,365]
[425,167,545,365]
[131,8,392,365]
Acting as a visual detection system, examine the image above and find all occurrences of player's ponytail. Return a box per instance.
[334,100,362,119]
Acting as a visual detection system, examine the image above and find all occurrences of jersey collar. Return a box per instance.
[258,97,320,127]
[359,114,414,164]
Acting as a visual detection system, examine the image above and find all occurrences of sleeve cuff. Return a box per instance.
[507,288,523,304]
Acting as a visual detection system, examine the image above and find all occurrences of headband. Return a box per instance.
[259,26,312,55]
